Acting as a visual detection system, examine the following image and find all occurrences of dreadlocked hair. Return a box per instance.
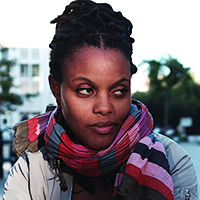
[49,0,137,83]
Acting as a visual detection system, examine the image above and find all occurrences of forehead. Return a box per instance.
[63,46,131,79]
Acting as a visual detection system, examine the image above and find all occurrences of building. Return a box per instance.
[1,47,56,128]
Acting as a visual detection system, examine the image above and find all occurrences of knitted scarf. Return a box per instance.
[13,100,174,200]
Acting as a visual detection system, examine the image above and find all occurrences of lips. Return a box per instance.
[88,121,117,135]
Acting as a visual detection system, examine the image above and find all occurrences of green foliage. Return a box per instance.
[133,56,200,134]
[143,56,192,94]
[0,46,23,113]
[133,91,164,126]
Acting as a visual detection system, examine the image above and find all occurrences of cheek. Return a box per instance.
[116,93,131,109]
[60,94,88,124]
[117,98,131,120]
[60,92,73,120]
[120,104,130,118]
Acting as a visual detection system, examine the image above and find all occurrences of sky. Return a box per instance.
[0,0,200,91]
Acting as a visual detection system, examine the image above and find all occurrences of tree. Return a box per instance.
[0,45,23,113]
[135,55,194,130]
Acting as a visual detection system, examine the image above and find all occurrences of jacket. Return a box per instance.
[3,133,198,200]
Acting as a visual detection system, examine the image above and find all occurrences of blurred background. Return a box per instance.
[0,0,200,198]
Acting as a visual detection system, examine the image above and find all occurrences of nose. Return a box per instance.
[93,94,114,115]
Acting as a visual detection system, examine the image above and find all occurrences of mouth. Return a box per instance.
[88,121,117,135]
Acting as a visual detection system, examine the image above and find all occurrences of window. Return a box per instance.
[3,119,7,124]
[32,64,39,76]
[32,49,39,60]
[21,80,29,94]
[32,80,39,94]
[20,48,28,59]
[20,64,28,77]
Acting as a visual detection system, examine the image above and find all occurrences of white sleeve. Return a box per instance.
[3,155,32,200]
[159,134,198,200]
[170,144,198,200]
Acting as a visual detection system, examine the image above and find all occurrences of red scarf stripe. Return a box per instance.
[28,117,39,142]
[28,111,52,142]
[141,104,154,130]
[121,114,136,131]
[126,154,173,190]
[59,133,97,158]
[115,134,132,164]
[125,163,174,200]
[58,134,76,157]
[59,133,103,176]
[60,156,102,176]
[113,186,118,197]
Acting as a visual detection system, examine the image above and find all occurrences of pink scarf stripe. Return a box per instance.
[44,109,57,144]
[126,153,173,191]
[125,164,174,200]
[113,173,124,196]
[139,136,167,155]
[112,114,138,145]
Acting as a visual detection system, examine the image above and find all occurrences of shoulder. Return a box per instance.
[157,133,188,164]
[24,146,49,167]
[26,147,74,199]
[3,147,49,199]
[157,133,193,173]
[5,147,49,183]
[4,146,73,199]
[157,133,198,199]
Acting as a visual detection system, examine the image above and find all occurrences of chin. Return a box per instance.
[87,140,113,151]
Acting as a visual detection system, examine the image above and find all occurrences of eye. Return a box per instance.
[77,87,94,96]
[112,88,129,98]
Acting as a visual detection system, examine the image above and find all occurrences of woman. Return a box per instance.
[3,0,198,199]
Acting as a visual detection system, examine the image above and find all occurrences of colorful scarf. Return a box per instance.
[13,100,174,200]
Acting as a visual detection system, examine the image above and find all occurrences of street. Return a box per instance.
[179,141,200,197]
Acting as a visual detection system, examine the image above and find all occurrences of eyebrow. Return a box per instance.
[72,76,130,87]
[72,77,93,84]
[110,78,130,88]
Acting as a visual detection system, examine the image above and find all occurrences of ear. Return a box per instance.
[49,75,61,109]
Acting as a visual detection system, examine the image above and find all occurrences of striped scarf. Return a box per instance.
[14,100,174,199]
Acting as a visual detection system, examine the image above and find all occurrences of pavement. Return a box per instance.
[179,140,200,197]
[0,179,5,200]
[0,162,11,200]
[0,139,199,199]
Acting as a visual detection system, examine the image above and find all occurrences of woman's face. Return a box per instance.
[52,46,131,150]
